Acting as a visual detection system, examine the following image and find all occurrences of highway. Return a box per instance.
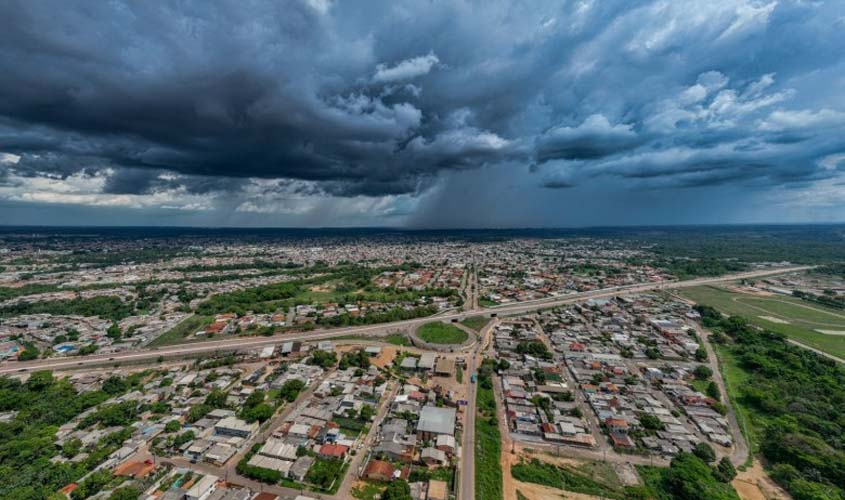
[0,265,811,375]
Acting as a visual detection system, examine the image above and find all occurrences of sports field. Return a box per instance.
[681,285,845,359]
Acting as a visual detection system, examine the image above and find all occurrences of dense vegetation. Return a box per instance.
[318,305,439,327]
[475,358,503,500]
[196,281,301,315]
[698,305,845,500]
[635,453,740,500]
[0,296,134,321]
[515,340,552,360]
[0,371,146,499]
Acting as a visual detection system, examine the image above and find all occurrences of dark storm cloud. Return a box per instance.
[541,180,574,190]
[0,0,844,224]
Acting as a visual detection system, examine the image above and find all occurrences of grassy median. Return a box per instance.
[475,367,503,500]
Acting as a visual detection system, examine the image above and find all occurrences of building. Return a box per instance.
[214,417,258,439]
[427,480,448,500]
[420,447,447,466]
[416,406,456,440]
[418,353,437,370]
[290,455,316,482]
[435,434,456,455]
[434,358,455,376]
[186,474,218,500]
[363,459,396,482]
[318,443,349,459]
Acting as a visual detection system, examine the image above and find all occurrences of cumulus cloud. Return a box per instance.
[373,53,440,83]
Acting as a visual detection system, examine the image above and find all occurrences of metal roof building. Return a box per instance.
[416,405,456,438]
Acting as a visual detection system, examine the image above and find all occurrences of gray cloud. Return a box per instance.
[0,0,844,225]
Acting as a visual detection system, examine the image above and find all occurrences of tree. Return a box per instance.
[278,379,305,402]
[695,347,708,362]
[25,370,54,391]
[693,442,717,463]
[713,457,737,482]
[173,430,195,447]
[244,390,265,409]
[204,389,228,408]
[640,414,665,431]
[308,350,338,368]
[62,438,83,458]
[243,403,274,423]
[71,470,113,500]
[165,420,181,433]
[382,479,414,500]
[664,453,738,500]
[694,365,713,380]
[359,404,376,421]
[17,345,39,361]
[707,381,721,400]
[107,322,121,341]
[108,486,141,500]
[101,375,128,395]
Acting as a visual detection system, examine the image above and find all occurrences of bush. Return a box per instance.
[693,442,716,463]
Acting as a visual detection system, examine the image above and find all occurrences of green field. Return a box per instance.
[511,459,624,499]
[418,322,469,344]
[682,285,845,359]
[148,315,213,347]
[475,384,503,500]
[461,316,491,332]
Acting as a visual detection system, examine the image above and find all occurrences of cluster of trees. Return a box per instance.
[0,370,143,499]
[339,349,371,370]
[381,480,414,500]
[515,340,553,360]
[304,457,344,490]
[0,296,134,321]
[78,400,139,428]
[318,305,439,328]
[277,379,306,403]
[308,350,338,369]
[186,388,229,423]
[792,289,844,310]
[240,390,275,423]
[652,257,747,280]
[697,304,845,500]
[0,283,60,300]
[633,452,739,500]
[195,280,301,315]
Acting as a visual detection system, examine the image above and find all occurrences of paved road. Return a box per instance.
[458,321,489,500]
[335,381,399,498]
[0,266,810,375]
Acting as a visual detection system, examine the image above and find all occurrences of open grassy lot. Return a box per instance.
[461,315,491,332]
[511,459,624,499]
[712,343,759,459]
[148,314,212,347]
[475,384,503,500]
[418,321,468,344]
[682,285,845,359]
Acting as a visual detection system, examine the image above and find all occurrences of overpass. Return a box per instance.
[0,265,812,375]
